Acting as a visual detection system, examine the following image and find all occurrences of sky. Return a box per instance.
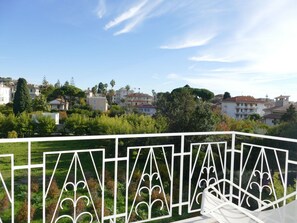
[0,0,297,100]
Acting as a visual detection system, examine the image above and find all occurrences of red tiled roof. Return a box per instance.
[223,96,264,103]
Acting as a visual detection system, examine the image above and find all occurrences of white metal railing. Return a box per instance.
[0,131,297,223]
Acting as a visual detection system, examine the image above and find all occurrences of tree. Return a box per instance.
[172,85,214,101]
[91,85,98,95]
[0,114,17,137]
[32,95,50,112]
[281,104,297,123]
[97,82,107,95]
[32,115,56,136]
[110,79,115,88]
[64,81,70,87]
[16,112,32,137]
[109,105,125,117]
[54,80,61,88]
[48,85,85,109]
[42,76,49,86]
[107,89,115,105]
[13,78,32,115]
[156,87,215,132]
[70,77,75,86]
[125,85,130,95]
[64,114,90,135]
[223,92,231,99]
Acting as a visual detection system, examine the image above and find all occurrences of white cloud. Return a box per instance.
[96,0,106,19]
[104,0,148,30]
[113,12,146,35]
[189,55,234,63]
[160,35,215,49]
[188,0,297,79]
[103,0,164,35]
[166,73,179,79]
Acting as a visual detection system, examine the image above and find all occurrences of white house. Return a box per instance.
[221,96,266,120]
[136,104,156,116]
[0,82,11,105]
[49,98,69,111]
[86,95,108,112]
[28,84,40,99]
[125,93,154,106]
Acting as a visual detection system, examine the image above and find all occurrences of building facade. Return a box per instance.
[49,98,69,111]
[136,104,156,116]
[86,96,108,112]
[0,82,11,105]
[114,87,134,105]
[263,95,295,126]
[28,84,40,99]
[125,93,154,106]
[221,96,266,120]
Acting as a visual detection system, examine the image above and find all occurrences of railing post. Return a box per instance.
[28,140,31,223]
[179,135,185,215]
[229,132,236,201]
[43,151,46,223]
[114,137,119,223]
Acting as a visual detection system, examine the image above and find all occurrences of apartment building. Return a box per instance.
[125,93,154,106]
[221,96,266,120]
[0,82,11,105]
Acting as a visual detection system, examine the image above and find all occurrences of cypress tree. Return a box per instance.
[13,78,31,115]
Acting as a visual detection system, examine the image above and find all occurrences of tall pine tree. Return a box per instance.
[13,78,31,115]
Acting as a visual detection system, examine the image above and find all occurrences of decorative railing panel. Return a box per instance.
[237,143,296,210]
[43,149,104,223]
[188,142,227,212]
[126,145,173,222]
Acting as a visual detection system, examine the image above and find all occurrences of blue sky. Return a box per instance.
[1,0,297,100]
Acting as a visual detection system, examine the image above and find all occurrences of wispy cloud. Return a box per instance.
[160,35,215,49]
[96,0,106,19]
[113,12,146,36]
[104,0,163,35]
[104,0,148,30]
[189,55,234,63]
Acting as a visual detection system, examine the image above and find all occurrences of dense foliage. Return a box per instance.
[64,114,167,135]
[13,78,31,115]
[156,86,216,132]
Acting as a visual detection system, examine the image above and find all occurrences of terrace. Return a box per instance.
[0,131,296,223]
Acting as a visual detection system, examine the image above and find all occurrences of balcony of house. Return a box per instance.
[0,132,296,223]
[236,108,257,115]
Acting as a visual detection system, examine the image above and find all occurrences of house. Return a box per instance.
[28,84,40,99]
[136,104,156,116]
[49,98,69,111]
[263,95,296,125]
[125,93,154,106]
[221,96,266,120]
[0,82,11,105]
[114,87,134,105]
[86,95,108,112]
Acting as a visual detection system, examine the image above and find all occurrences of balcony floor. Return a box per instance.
[173,216,217,223]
